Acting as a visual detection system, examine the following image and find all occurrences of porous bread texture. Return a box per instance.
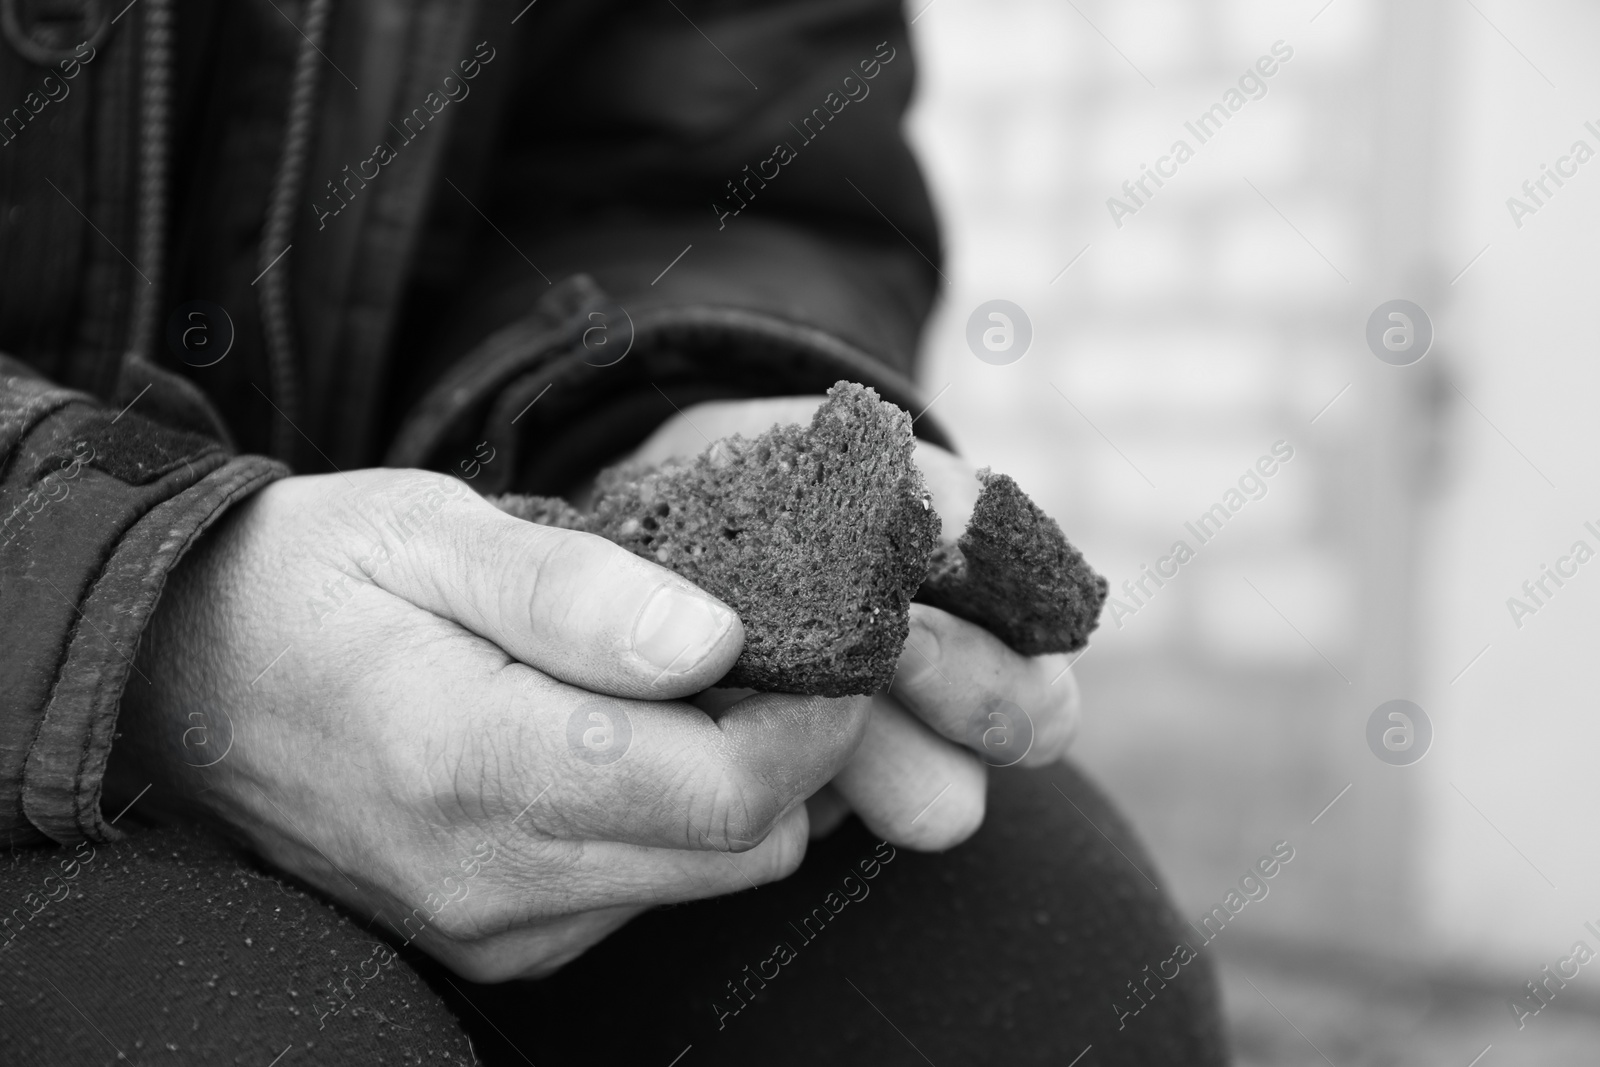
[488,382,1110,695]
[916,469,1108,655]
[492,382,940,696]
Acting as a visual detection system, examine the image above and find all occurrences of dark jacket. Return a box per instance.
[0,0,945,847]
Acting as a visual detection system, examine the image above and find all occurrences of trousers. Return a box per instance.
[0,760,1227,1065]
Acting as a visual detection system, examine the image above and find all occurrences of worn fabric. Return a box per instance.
[0,818,476,1064]
[0,763,1231,1066]
[0,0,947,846]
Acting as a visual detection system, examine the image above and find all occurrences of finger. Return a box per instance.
[891,603,1080,768]
[362,473,744,699]
[522,686,867,851]
[401,806,814,982]
[830,693,986,852]
[396,650,871,854]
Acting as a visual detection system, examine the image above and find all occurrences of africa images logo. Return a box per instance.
[965,300,1032,366]
[712,42,897,230]
[1365,299,1433,366]
[311,41,497,230]
[1105,41,1295,229]
[566,700,632,765]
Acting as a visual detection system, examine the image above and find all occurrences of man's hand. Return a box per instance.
[631,397,1084,852]
[106,469,870,982]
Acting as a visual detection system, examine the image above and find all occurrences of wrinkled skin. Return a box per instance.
[106,401,1081,981]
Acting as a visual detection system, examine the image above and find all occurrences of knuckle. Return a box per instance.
[517,527,615,623]
[749,818,808,885]
[481,520,552,627]
[366,469,458,530]
[692,762,784,851]
[341,470,470,578]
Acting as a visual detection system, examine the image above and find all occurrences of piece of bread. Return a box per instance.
[917,469,1108,655]
[489,381,1107,694]
[494,383,939,696]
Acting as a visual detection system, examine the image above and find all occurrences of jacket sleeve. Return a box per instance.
[385,0,950,495]
[0,357,285,846]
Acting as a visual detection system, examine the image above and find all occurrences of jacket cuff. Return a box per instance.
[22,456,284,844]
[0,365,287,845]
[387,217,950,495]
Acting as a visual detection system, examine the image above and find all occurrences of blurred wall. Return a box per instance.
[902,0,1600,974]
[1421,0,1600,969]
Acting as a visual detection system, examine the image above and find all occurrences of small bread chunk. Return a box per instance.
[917,469,1108,655]
[490,382,940,696]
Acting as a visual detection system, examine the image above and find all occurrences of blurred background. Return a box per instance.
[903,0,1600,1061]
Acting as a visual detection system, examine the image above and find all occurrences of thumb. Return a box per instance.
[366,475,744,699]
